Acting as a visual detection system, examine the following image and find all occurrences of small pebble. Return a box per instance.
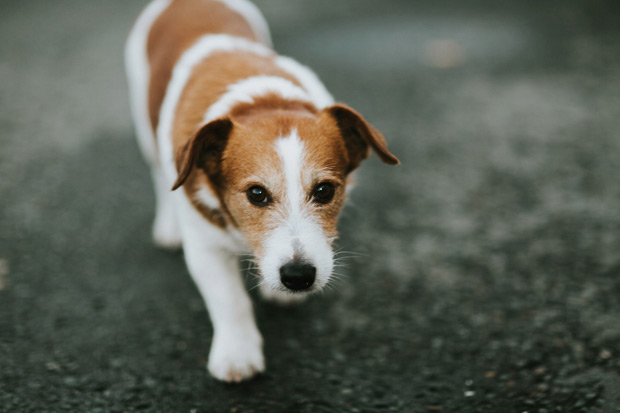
[63,376,78,387]
[45,361,61,372]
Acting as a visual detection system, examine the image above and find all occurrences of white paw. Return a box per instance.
[152,214,182,250]
[207,329,265,383]
[259,284,308,306]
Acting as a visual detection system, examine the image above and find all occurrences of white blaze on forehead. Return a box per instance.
[275,129,305,217]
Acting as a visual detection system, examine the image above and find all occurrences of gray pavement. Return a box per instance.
[2,0,620,411]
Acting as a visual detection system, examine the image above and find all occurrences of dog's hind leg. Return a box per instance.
[150,166,182,249]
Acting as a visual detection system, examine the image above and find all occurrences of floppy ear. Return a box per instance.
[171,118,233,191]
[324,104,399,173]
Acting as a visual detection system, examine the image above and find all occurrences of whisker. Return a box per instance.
[333,249,367,257]
[248,278,268,292]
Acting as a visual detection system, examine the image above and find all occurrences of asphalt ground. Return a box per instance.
[1,0,620,411]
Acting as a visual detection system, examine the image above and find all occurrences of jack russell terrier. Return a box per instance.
[125,0,399,382]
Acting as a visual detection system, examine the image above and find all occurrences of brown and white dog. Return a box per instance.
[125,0,399,382]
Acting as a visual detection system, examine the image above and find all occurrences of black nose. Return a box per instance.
[279,262,316,291]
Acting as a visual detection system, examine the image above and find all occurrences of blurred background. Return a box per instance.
[1,0,620,411]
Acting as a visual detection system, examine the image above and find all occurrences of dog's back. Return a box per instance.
[146,0,271,132]
[126,0,271,161]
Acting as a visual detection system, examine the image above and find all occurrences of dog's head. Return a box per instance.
[173,102,399,296]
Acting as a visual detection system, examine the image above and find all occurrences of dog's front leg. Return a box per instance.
[183,242,264,382]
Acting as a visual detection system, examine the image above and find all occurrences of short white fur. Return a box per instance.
[126,0,180,247]
[274,56,334,109]
[215,0,273,47]
[194,183,221,210]
[125,0,171,164]
[204,76,312,122]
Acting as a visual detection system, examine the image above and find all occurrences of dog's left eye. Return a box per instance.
[312,182,335,204]
[247,186,271,206]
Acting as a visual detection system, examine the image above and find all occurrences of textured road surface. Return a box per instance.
[2,0,620,411]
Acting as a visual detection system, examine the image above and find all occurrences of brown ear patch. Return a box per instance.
[171,118,233,190]
[325,104,399,173]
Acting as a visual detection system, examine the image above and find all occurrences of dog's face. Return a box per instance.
[222,114,348,295]
[173,103,399,296]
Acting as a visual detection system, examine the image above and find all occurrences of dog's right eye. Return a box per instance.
[247,186,271,206]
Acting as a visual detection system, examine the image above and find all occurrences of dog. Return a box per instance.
[125,0,399,382]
